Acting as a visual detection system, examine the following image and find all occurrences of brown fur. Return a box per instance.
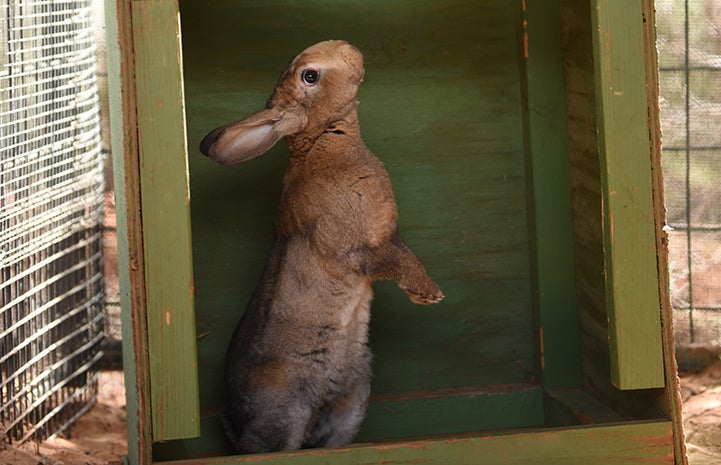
[199,40,443,454]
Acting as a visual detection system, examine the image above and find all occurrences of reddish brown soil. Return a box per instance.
[0,371,127,465]
[681,361,721,464]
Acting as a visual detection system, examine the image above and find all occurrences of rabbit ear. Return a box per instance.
[199,108,306,165]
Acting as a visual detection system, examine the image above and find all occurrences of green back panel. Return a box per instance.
[177,0,536,455]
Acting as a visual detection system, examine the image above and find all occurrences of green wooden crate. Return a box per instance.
[105,0,687,464]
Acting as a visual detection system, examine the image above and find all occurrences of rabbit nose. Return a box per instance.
[199,126,223,157]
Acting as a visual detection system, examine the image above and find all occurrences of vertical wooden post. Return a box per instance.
[518,0,581,389]
[131,0,199,441]
[640,0,687,462]
[590,0,665,390]
[106,0,200,460]
[105,0,153,462]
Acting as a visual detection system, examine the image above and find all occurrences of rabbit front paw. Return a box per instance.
[403,282,445,305]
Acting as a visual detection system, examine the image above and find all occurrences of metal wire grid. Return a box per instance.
[657,0,721,347]
[0,0,105,443]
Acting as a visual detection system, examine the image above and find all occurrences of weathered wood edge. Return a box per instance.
[104,0,153,463]
[156,420,674,465]
[131,0,200,441]
[640,1,688,463]
[518,0,581,390]
[590,0,665,390]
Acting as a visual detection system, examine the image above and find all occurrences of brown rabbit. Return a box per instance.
[199,40,444,454]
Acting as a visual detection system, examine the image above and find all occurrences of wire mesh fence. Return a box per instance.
[657,0,721,348]
[0,0,105,443]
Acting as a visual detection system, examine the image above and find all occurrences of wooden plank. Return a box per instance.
[159,421,674,465]
[153,385,544,461]
[131,0,199,441]
[104,0,152,463]
[590,0,664,390]
[639,0,687,462]
[518,0,581,389]
[360,384,544,442]
[545,388,625,426]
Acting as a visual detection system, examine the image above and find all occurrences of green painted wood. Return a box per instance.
[559,0,608,400]
[131,0,199,441]
[590,0,664,390]
[104,0,152,462]
[544,388,625,427]
[159,421,674,465]
[518,0,580,389]
[358,384,544,442]
[153,386,544,461]
[559,0,678,429]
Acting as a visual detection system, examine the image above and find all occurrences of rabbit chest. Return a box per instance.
[277,135,399,259]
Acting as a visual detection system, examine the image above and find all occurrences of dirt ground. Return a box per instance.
[680,360,721,464]
[0,371,127,465]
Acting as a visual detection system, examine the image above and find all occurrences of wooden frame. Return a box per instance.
[106,0,198,459]
[105,0,687,463]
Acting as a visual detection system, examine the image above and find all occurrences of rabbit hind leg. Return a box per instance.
[304,380,371,449]
[225,391,313,453]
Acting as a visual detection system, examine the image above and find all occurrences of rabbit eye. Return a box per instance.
[301,69,319,86]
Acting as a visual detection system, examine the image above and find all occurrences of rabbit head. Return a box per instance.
[199,40,365,165]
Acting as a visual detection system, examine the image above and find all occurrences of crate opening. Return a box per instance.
[143,0,671,461]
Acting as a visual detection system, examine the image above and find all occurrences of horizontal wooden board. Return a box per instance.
[158,420,674,465]
[358,384,544,441]
[153,385,544,460]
